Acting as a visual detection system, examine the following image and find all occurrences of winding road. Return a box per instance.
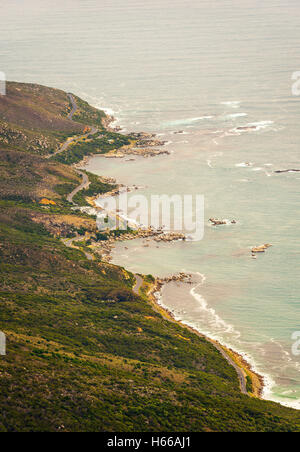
[207,339,247,394]
[62,236,94,261]
[53,94,98,262]
[67,93,78,120]
[67,170,90,205]
[133,275,144,295]
[47,93,98,159]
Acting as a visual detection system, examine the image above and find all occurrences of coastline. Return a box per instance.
[146,278,265,399]
[77,111,267,400]
[2,79,299,432]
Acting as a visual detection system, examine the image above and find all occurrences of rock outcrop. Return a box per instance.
[158,272,192,285]
[209,218,237,226]
[274,169,300,173]
[251,244,272,253]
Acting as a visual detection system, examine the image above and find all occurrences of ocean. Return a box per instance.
[1,0,299,408]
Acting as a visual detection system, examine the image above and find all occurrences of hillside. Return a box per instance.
[0,82,299,432]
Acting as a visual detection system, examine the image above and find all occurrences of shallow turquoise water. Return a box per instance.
[1,0,299,408]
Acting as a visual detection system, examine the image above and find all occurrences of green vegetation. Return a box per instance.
[246,375,253,393]
[71,95,107,128]
[91,227,138,244]
[53,132,131,165]
[0,81,300,432]
[73,171,116,206]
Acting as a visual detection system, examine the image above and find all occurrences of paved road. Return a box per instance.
[62,235,94,261]
[207,339,247,394]
[133,275,144,295]
[67,93,77,120]
[46,94,98,159]
[48,126,98,158]
[67,170,90,204]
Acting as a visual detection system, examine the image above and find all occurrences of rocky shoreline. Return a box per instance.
[94,228,187,263]
[105,130,170,158]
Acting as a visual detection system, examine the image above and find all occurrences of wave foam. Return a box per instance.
[224,113,248,119]
[166,116,214,127]
[235,162,253,168]
[221,101,241,108]
[247,120,274,130]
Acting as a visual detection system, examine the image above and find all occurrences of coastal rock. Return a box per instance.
[104,146,170,159]
[135,138,167,148]
[209,218,237,226]
[209,218,226,226]
[157,272,192,285]
[128,132,156,139]
[209,218,227,226]
[154,232,186,242]
[113,126,123,132]
[101,176,117,184]
[251,244,272,253]
[236,126,257,131]
[274,169,300,173]
[104,153,125,159]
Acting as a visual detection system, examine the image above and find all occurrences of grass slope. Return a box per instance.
[0,82,85,155]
